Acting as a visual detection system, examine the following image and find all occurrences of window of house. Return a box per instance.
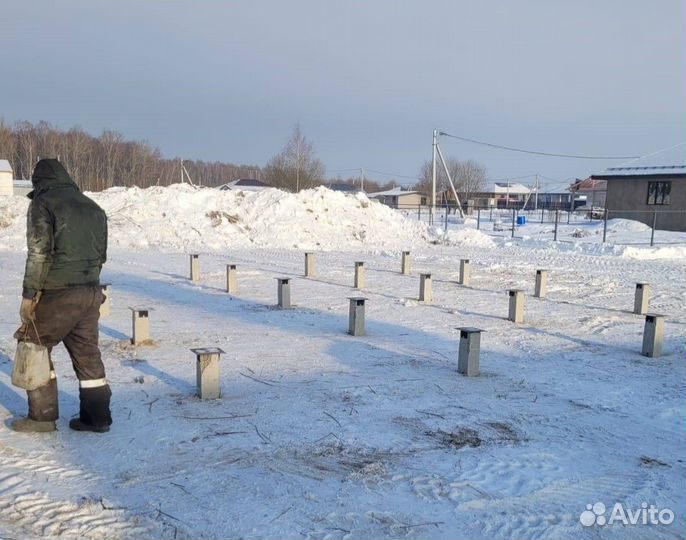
[647,181,671,205]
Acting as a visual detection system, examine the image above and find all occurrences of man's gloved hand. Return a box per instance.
[20,297,37,324]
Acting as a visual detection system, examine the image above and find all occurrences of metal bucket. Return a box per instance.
[12,340,51,390]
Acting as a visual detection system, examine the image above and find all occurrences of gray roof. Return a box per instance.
[593,143,685,178]
[0,159,12,173]
[369,187,422,197]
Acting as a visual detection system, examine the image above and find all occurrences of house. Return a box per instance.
[446,182,530,209]
[0,159,12,196]
[0,159,32,197]
[368,187,428,209]
[569,177,607,208]
[217,179,270,192]
[491,182,531,207]
[326,182,360,193]
[590,144,685,231]
[534,191,573,210]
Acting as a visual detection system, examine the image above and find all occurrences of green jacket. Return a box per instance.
[22,159,108,299]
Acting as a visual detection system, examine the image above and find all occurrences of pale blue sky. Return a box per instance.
[2,1,684,188]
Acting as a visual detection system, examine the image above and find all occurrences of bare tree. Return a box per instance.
[2,119,264,190]
[264,124,325,192]
[0,118,17,172]
[415,157,487,201]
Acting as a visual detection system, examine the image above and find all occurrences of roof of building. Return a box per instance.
[218,179,269,191]
[0,159,12,173]
[13,180,32,188]
[327,183,359,192]
[492,182,530,195]
[592,143,686,179]
[570,177,607,192]
[368,187,422,197]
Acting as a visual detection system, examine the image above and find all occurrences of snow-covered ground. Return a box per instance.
[0,185,684,539]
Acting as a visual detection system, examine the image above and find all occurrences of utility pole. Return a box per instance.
[296,137,300,192]
[431,130,437,223]
[360,167,365,192]
[534,174,539,211]
[435,137,465,219]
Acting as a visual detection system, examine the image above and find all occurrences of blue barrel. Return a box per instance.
[516,215,527,226]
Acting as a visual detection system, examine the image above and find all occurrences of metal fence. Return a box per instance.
[393,203,686,247]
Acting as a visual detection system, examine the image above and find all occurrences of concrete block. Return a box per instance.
[634,283,650,315]
[458,327,483,377]
[348,297,367,336]
[276,278,291,309]
[129,307,151,344]
[534,269,548,298]
[226,264,238,293]
[419,273,433,302]
[305,252,315,277]
[459,259,471,286]
[354,261,365,289]
[642,313,665,357]
[508,289,525,323]
[191,347,224,400]
[401,251,411,275]
[190,254,200,282]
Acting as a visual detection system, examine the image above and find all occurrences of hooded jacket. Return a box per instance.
[22,159,108,299]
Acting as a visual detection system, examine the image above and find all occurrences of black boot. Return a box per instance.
[27,377,59,421]
[69,418,109,433]
[74,385,112,432]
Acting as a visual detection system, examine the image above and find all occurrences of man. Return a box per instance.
[11,158,112,433]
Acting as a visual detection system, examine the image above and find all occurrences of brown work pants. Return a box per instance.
[19,285,112,426]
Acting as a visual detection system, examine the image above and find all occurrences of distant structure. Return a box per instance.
[591,144,685,232]
[448,182,529,209]
[368,187,428,209]
[0,159,13,196]
[0,159,32,197]
[217,179,269,192]
[569,177,607,208]
[326,183,360,193]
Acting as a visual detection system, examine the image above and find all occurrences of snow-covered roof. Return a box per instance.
[13,180,32,188]
[0,159,12,173]
[592,143,686,178]
[369,187,421,197]
[492,182,530,195]
[218,179,269,191]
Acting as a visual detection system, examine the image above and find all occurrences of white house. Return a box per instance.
[368,187,428,208]
[0,159,12,196]
[0,159,32,197]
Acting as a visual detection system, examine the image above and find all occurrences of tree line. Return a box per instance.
[0,119,486,196]
[0,119,262,192]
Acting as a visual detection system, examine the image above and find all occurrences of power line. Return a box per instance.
[325,167,360,173]
[489,174,538,182]
[364,168,418,180]
[438,131,640,160]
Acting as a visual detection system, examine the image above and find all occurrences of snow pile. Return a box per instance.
[0,184,432,252]
[0,196,29,250]
[620,245,686,260]
[441,227,496,247]
[605,218,652,233]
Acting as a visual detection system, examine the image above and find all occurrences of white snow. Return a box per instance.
[1,185,438,253]
[0,184,684,539]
